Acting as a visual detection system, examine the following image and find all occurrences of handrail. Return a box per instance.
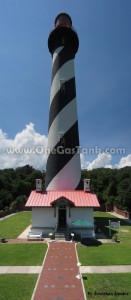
[66,223,70,233]
[54,222,58,233]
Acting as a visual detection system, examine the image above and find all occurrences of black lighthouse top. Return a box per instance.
[54,13,72,28]
[48,13,79,55]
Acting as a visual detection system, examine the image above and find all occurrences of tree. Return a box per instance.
[116,178,131,211]
[0,190,13,209]
[0,165,130,212]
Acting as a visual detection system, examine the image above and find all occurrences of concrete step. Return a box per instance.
[55,232,70,241]
[55,234,65,239]
[55,237,65,241]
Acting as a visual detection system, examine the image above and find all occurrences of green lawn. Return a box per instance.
[0,212,31,238]
[0,274,38,300]
[77,243,131,265]
[0,243,47,265]
[94,212,131,242]
[94,212,131,239]
[77,212,131,266]
[83,273,131,300]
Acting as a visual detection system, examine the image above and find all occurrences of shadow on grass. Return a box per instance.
[94,215,131,239]
[81,238,102,247]
[82,275,88,280]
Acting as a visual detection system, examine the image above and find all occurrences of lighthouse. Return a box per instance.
[26,13,100,236]
[45,13,81,190]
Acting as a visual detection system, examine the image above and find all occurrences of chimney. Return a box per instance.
[36,179,42,192]
[83,179,90,192]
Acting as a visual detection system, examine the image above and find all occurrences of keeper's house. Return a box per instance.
[25,179,100,237]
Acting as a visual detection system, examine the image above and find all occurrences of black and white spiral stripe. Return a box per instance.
[45,45,81,190]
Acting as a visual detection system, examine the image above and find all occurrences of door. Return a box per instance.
[58,208,66,229]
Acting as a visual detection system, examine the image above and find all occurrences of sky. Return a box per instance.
[0,0,131,170]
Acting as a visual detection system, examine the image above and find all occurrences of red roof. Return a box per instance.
[25,190,100,207]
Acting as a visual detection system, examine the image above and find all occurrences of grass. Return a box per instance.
[94,212,131,243]
[0,274,38,300]
[0,212,32,238]
[0,243,47,265]
[77,212,131,266]
[94,211,131,239]
[77,243,131,265]
[83,273,131,299]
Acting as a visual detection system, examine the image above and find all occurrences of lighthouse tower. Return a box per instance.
[45,13,81,190]
[26,13,100,241]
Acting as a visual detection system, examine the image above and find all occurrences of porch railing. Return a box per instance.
[54,222,58,233]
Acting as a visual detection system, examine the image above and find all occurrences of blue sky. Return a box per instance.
[0,0,131,170]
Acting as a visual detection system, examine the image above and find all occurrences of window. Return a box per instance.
[55,15,72,28]
[59,132,66,147]
[60,79,66,94]
[54,207,56,217]
[69,207,71,218]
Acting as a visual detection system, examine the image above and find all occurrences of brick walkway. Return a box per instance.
[32,242,85,300]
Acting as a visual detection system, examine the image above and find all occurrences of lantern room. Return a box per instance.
[55,13,72,28]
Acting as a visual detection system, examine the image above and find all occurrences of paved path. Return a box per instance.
[0,264,131,275]
[32,242,85,300]
[0,266,42,274]
[80,265,131,274]
[0,212,18,221]
[109,212,131,224]
[18,225,31,239]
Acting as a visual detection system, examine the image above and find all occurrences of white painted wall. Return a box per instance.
[32,206,94,238]
[32,207,56,228]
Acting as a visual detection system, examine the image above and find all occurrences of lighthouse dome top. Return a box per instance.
[48,13,79,55]
[55,13,72,28]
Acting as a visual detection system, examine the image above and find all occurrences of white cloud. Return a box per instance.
[116,154,131,169]
[0,124,131,171]
[105,164,113,169]
[80,153,89,169]
[87,153,112,170]
[0,123,47,170]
